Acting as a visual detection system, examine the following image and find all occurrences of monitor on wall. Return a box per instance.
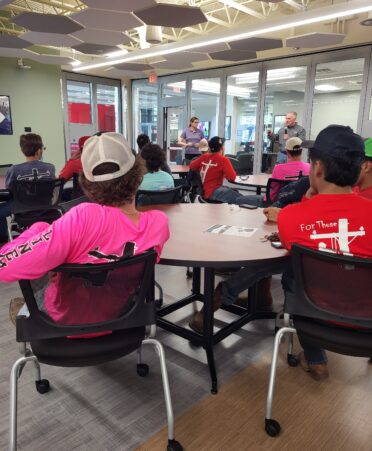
[198,120,210,139]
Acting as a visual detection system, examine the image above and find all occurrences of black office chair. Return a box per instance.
[136,185,183,206]
[72,172,84,199]
[265,244,372,438]
[226,156,240,173]
[8,179,64,239]
[9,249,182,451]
[237,153,253,175]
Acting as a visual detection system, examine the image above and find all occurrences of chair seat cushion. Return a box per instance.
[31,326,146,367]
[294,317,372,358]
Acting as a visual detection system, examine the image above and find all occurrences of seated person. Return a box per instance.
[189,136,261,205]
[353,137,372,200]
[2,132,170,326]
[278,125,372,381]
[137,133,172,175]
[0,133,55,243]
[269,137,310,201]
[59,135,90,182]
[139,143,175,191]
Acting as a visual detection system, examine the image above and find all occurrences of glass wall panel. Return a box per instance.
[225,72,259,170]
[133,83,158,144]
[263,66,307,173]
[191,78,220,140]
[310,58,365,138]
[97,84,120,133]
[162,80,186,98]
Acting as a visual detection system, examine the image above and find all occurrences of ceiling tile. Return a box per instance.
[209,49,257,61]
[12,12,83,34]
[152,59,193,70]
[21,31,82,47]
[157,51,208,65]
[0,35,32,49]
[71,9,143,31]
[191,42,230,54]
[0,0,13,8]
[0,47,35,58]
[72,42,120,55]
[286,32,346,48]
[135,4,206,28]
[113,62,153,71]
[229,37,282,51]
[82,0,156,12]
[72,28,132,46]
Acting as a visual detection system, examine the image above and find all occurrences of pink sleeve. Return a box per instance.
[0,209,82,282]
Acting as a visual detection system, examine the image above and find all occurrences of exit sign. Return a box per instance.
[149,73,157,84]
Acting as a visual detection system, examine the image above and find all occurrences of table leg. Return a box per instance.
[256,186,262,195]
[203,267,218,394]
[192,267,201,295]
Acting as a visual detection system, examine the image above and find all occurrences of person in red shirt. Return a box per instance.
[59,135,90,182]
[189,136,261,205]
[278,125,372,381]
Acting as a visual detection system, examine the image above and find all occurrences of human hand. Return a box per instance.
[263,207,281,223]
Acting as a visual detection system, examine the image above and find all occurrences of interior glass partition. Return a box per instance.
[262,66,307,173]
[225,72,259,165]
[96,84,120,133]
[310,58,365,138]
[133,83,158,145]
[191,78,220,140]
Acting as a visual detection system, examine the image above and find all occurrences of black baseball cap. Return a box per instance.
[302,125,364,155]
[208,136,225,152]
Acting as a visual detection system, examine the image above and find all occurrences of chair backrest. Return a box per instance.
[17,249,157,342]
[286,244,372,328]
[264,177,294,206]
[72,172,84,199]
[237,153,253,175]
[136,185,183,206]
[10,178,64,214]
[226,156,240,172]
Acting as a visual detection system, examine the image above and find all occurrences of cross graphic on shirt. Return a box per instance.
[200,160,218,183]
[17,168,51,181]
[309,218,365,256]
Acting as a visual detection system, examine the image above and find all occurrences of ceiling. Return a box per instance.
[0,0,372,79]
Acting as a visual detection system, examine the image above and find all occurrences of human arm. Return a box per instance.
[178,130,188,148]
[5,166,14,189]
[189,155,203,171]
[59,159,76,181]
[298,126,306,141]
[223,158,237,182]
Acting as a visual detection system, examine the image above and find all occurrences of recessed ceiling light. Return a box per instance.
[360,12,372,25]
[315,84,341,91]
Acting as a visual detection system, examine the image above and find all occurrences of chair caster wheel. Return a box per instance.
[35,379,50,394]
[167,439,183,451]
[287,354,298,367]
[137,363,149,377]
[265,418,281,437]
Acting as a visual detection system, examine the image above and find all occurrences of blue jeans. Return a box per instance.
[220,259,289,305]
[282,266,328,365]
[276,152,287,164]
[211,186,263,206]
[0,200,12,240]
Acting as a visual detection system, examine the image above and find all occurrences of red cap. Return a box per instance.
[78,135,90,151]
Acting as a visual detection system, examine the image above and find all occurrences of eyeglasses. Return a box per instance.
[43,146,47,151]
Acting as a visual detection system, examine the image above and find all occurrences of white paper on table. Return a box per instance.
[205,224,258,238]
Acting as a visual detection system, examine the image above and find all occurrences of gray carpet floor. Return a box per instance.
[0,265,283,451]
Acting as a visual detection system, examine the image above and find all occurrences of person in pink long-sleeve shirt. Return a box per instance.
[2,133,169,326]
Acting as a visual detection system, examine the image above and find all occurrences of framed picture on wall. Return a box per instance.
[225,116,231,140]
[0,95,13,135]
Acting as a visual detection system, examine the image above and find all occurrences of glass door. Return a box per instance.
[164,105,186,164]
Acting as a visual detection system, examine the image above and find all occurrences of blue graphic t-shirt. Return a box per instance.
[5,160,56,188]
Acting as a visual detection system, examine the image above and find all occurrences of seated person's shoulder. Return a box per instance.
[144,208,169,224]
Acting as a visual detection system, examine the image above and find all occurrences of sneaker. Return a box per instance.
[9,298,25,326]
[298,351,329,381]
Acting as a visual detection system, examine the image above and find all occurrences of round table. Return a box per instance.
[232,173,271,194]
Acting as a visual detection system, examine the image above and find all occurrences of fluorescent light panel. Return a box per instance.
[74,1,372,71]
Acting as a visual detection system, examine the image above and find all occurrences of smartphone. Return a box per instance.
[271,241,283,249]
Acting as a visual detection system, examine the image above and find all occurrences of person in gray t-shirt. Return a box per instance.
[0,133,55,242]
[268,112,306,164]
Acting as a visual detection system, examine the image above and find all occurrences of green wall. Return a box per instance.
[0,57,65,172]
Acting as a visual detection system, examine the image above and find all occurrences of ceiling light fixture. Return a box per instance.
[73,0,372,72]
[315,84,341,91]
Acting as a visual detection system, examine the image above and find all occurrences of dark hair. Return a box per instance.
[140,143,165,172]
[19,133,43,157]
[137,134,150,150]
[287,145,303,157]
[309,147,363,187]
[79,157,144,206]
[189,116,199,126]
[208,136,225,153]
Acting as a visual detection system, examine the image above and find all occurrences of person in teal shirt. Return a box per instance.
[139,143,175,191]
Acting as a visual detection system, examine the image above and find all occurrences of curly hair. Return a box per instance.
[140,143,165,172]
[79,157,144,206]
